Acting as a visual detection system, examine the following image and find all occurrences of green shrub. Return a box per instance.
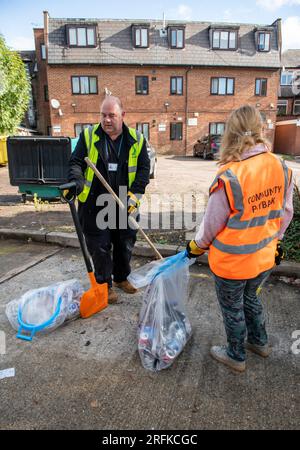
[282,184,300,262]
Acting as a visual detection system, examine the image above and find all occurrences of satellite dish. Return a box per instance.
[51,98,60,109]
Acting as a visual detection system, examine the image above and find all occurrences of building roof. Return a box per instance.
[47,17,281,68]
[281,49,300,68]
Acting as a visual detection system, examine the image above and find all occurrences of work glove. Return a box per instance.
[59,181,77,202]
[275,241,284,265]
[186,240,206,259]
[127,191,140,215]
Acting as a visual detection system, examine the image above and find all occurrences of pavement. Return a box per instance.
[0,239,299,430]
[0,157,299,430]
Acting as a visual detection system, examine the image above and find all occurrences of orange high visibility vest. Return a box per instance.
[208,152,292,279]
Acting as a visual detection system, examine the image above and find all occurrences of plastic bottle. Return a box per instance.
[140,349,157,371]
[138,325,153,349]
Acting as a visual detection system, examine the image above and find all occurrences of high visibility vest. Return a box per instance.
[78,125,144,203]
[208,152,292,279]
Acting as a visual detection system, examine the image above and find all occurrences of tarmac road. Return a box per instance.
[0,240,299,430]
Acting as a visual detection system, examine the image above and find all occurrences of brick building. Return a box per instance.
[274,50,300,156]
[34,11,282,155]
[277,49,300,120]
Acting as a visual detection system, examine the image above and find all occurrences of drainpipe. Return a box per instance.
[185,66,193,155]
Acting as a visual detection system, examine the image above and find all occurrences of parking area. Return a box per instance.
[0,156,299,235]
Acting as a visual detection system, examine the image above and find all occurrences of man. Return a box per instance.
[68,96,150,303]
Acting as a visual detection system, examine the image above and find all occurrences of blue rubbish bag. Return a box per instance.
[128,251,194,371]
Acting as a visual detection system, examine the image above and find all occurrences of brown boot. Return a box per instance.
[245,342,272,358]
[114,280,137,294]
[108,288,118,304]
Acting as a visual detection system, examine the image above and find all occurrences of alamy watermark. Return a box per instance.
[0,330,6,355]
[292,70,300,96]
[94,188,206,239]
[291,330,300,355]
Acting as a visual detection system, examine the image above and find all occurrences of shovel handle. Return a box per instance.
[84,157,163,260]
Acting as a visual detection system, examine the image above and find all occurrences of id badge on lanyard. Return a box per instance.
[108,163,118,172]
[106,136,123,172]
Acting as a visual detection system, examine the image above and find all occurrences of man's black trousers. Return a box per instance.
[85,228,137,287]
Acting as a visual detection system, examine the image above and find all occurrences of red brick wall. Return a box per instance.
[34,29,51,134]
[43,64,279,154]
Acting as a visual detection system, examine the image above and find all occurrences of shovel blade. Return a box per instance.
[80,282,108,318]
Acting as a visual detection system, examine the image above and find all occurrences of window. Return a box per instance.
[258,32,270,52]
[133,27,149,48]
[40,44,46,60]
[293,100,300,115]
[67,26,96,47]
[136,123,150,140]
[260,112,267,123]
[169,28,184,49]
[281,71,293,85]
[211,77,234,95]
[71,76,98,94]
[135,76,149,95]
[255,78,267,96]
[212,30,237,49]
[74,123,95,137]
[209,122,225,135]
[277,100,288,115]
[44,85,48,101]
[170,76,183,95]
[170,122,183,140]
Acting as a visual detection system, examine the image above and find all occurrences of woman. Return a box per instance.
[186,104,294,373]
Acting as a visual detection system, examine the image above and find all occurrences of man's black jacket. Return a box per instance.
[68,123,150,234]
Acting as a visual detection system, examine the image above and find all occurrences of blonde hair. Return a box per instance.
[218,104,270,166]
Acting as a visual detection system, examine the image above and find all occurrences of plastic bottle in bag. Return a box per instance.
[161,321,187,364]
[140,349,157,371]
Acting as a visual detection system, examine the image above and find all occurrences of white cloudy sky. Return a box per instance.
[0,0,299,50]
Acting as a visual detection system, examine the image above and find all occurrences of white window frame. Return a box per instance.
[258,32,270,52]
[136,122,150,140]
[277,100,288,115]
[68,26,96,47]
[293,100,300,115]
[135,28,149,48]
[40,44,46,60]
[74,123,95,137]
[212,30,237,49]
[71,76,98,95]
[209,122,225,135]
[281,71,294,86]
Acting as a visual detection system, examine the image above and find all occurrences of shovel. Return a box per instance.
[59,182,108,319]
[84,157,163,260]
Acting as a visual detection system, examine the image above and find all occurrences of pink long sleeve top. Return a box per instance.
[195,145,294,249]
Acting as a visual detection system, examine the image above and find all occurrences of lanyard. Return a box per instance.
[105,135,123,160]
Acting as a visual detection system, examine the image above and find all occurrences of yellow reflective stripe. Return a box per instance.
[128,128,143,188]
[78,125,99,203]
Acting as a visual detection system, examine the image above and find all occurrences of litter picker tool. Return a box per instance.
[84,157,163,260]
[59,182,108,318]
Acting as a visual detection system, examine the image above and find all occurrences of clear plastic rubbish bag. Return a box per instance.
[5,279,84,341]
[130,251,194,371]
